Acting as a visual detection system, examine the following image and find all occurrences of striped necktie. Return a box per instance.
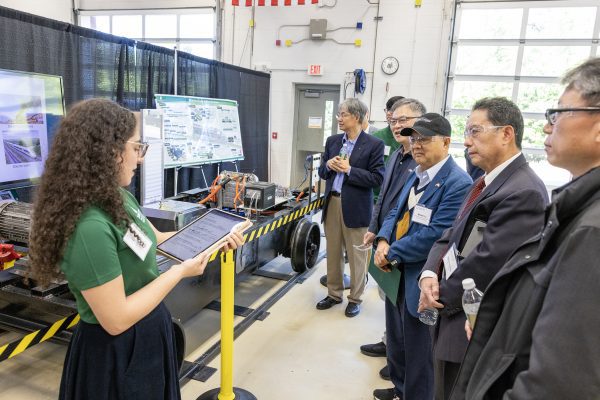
[458,177,486,219]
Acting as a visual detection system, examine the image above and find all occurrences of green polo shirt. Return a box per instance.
[372,125,401,202]
[60,189,158,324]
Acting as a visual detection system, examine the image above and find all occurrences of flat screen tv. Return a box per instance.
[0,69,65,190]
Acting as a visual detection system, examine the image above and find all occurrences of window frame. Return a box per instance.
[77,8,217,60]
[444,0,600,153]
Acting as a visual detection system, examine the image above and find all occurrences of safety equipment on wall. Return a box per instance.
[354,69,366,95]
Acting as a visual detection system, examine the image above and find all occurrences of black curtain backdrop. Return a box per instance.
[0,6,270,199]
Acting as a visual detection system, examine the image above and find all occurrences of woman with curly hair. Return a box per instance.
[28,98,243,400]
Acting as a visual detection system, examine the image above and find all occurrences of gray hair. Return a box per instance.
[339,98,368,123]
[562,57,600,106]
[390,97,427,115]
[472,97,524,149]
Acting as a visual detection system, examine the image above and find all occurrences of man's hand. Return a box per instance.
[374,240,391,272]
[327,156,344,172]
[465,319,472,341]
[363,231,376,245]
[337,157,351,173]
[418,277,444,312]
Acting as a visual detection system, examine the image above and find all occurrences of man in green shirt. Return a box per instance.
[373,96,404,202]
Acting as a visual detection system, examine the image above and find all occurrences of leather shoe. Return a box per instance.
[360,341,387,357]
[373,388,401,400]
[345,302,360,317]
[316,296,342,310]
[379,365,391,381]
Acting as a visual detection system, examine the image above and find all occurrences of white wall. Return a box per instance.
[0,0,73,23]
[221,0,453,185]
[0,0,455,187]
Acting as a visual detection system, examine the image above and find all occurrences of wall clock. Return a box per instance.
[381,56,399,75]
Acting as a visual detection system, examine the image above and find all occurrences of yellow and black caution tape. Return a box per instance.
[0,313,80,362]
[207,198,324,262]
[242,198,323,245]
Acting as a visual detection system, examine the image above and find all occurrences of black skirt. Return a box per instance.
[59,302,181,400]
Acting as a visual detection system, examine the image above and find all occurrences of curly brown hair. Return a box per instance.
[29,98,137,287]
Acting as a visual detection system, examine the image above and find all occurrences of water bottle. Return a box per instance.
[462,278,483,330]
[339,141,349,160]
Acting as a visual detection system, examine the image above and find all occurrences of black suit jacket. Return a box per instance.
[318,131,384,228]
[422,154,549,362]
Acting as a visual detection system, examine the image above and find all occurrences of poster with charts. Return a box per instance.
[155,94,244,167]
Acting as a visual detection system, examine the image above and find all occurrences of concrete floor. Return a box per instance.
[0,258,389,400]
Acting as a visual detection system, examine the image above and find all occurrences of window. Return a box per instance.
[445,0,600,189]
[78,10,216,59]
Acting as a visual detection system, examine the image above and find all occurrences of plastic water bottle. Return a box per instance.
[462,278,483,330]
[339,141,349,160]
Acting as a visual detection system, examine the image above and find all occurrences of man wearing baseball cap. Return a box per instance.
[372,113,472,400]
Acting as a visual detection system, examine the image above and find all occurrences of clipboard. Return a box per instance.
[461,220,487,258]
[368,251,401,305]
[157,209,252,262]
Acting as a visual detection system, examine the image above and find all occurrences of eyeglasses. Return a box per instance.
[409,135,444,145]
[390,116,421,126]
[127,140,149,157]
[463,125,506,139]
[544,107,600,126]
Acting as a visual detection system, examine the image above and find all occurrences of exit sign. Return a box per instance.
[308,64,323,76]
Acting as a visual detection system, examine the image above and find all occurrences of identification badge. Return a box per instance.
[443,243,459,279]
[384,145,391,156]
[123,222,152,261]
[412,204,432,226]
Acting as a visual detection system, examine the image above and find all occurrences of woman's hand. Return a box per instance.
[178,252,211,278]
[221,230,245,252]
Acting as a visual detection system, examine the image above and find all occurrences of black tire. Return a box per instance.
[172,319,186,372]
[290,218,321,273]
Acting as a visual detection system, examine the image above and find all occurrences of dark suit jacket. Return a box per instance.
[450,167,600,400]
[318,132,384,228]
[368,148,416,233]
[377,157,472,317]
[422,154,549,363]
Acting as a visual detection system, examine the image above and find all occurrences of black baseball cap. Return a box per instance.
[400,112,452,137]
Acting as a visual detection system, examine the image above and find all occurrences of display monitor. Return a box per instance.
[0,69,65,190]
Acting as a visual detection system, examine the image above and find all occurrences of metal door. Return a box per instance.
[291,84,340,187]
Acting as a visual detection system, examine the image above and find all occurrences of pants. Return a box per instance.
[434,359,461,400]
[385,275,434,399]
[324,196,367,303]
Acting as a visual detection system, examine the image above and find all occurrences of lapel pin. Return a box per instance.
[435,183,441,188]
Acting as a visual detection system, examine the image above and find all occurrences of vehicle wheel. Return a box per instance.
[290,218,321,273]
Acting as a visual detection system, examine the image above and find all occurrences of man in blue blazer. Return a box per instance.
[360,98,424,370]
[373,113,472,400]
[317,98,385,318]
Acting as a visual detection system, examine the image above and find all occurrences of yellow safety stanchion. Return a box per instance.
[197,250,256,400]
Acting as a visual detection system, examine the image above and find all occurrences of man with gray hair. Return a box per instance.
[419,97,548,400]
[450,56,600,400]
[360,98,425,363]
[317,98,385,317]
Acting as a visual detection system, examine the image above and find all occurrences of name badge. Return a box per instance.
[443,243,459,279]
[412,204,432,226]
[123,222,152,261]
[384,145,391,156]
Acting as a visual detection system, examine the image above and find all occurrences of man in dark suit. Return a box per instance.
[316,98,384,318]
[451,56,600,400]
[418,97,549,400]
[359,98,425,374]
[372,113,472,400]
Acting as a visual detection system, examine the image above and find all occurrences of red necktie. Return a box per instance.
[458,177,486,219]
